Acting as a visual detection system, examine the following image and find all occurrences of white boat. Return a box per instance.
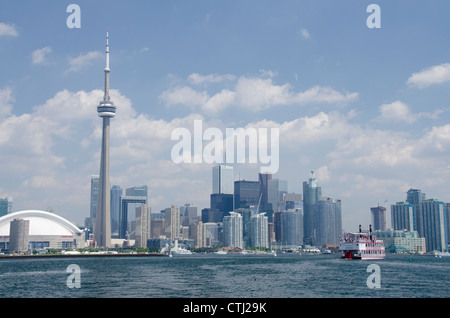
[171,248,193,255]
[339,225,385,260]
[434,251,450,258]
[215,250,227,255]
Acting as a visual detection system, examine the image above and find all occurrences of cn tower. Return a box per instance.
[94,30,115,248]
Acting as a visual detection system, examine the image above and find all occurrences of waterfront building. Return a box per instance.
[275,210,303,247]
[164,205,180,242]
[9,218,30,253]
[212,165,234,195]
[135,204,151,248]
[375,230,426,254]
[391,202,416,231]
[95,31,116,248]
[371,205,387,231]
[420,199,448,252]
[446,203,450,247]
[405,188,425,237]
[223,212,243,249]
[203,222,222,247]
[303,171,322,246]
[314,197,342,246]
[249,213,269,248]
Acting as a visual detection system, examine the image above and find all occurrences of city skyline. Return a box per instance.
[1,2,450,233]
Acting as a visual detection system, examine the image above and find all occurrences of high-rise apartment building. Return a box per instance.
[420,199,448,252]
[135,204,151,248]
[249,213,269,248]
[164,205,180,242]
[371,205,387,231]
[223,212,243,249]
[391,202,415,231]
[275,210,303,247]
[314,197,342,246]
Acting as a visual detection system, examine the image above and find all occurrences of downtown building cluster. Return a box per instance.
[370,188,449,253]
[86,165,344,252]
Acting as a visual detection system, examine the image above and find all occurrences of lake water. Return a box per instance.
[0,253,448,299]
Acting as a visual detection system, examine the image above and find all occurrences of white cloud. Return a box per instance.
[31,46,52,65]
[298,28,310,39]
[378,100,416,124]
[0,22,18,37]
[67,51,102,73]
[160,73,358,114]
[407,63,450,88]
[0,87,14,118]
[187,73,236,85]
[376,100,445,124]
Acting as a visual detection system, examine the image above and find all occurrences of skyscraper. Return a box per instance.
[391,201,416,231]
[0,197,13,217]
[303,171,322,246]
[249,212,269,248]
[164,205,180,242]
[267,178,288,212]
[223,212,243,249]
[234,180,260,209]
[135,204,151,248]
[110,185,122,237]
[89,176,99,231]
[420,199,448,252]
[371,205,387,231]
[212,165,234,194]
[314,197,342,246]
[94,30,116,248]
[258,173,272,206]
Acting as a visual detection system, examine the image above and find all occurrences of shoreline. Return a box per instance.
[0,253,167,259]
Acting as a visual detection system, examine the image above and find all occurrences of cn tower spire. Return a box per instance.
[104,28,111,102]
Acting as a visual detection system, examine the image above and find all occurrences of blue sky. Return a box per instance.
[1,1,450,232]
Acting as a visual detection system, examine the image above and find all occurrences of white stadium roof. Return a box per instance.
[0,210,83,236]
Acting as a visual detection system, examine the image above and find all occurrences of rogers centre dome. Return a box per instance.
[0,210,85,251]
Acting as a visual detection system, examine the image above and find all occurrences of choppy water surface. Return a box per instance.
[0,253,448,298]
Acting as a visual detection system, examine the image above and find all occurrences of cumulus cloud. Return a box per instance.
[407,63,450,88]
[31,46,52,65]
[160,73,358,115]
[0,87,14,118]
[376,100,445,124]
[0,22,18,37]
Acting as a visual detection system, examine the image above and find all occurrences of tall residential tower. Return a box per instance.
[94,30,116,248]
